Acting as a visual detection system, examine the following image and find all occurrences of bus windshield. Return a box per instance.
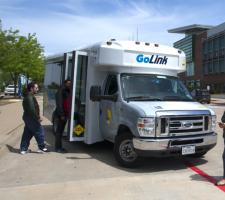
[120,74,193,102]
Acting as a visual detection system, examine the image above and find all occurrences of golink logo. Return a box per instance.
[136,54,168,65]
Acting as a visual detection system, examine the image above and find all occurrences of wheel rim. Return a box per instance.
[119,139,137,162]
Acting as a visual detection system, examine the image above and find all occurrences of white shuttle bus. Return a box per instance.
[44,40,217,167]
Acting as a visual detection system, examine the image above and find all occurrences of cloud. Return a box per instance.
[1,0,225,55]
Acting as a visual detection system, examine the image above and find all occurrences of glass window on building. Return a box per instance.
[174,35,193,62]
[213,60,219,73]
[219,36,225,57]
[220,59,225,72]
[208,40,213,52]
[203,62,208,75]
[203,42,207,54]
[213,38,219,51]
[186,62,194,76]
[208,61,213,74]
[213,38,219,58]
[219,35,225,49]
[203,42,208,60]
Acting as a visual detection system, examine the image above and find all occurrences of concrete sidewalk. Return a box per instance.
[0,100,24,155]
[0,95,46,156]
[0,97,224,156]
[0,97,225,200]
[211,98,225,104]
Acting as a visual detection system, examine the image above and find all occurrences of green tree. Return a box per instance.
[18,33,45,83]
[0,71,11,91]
[0,20,44,95]
[0,28,22,92]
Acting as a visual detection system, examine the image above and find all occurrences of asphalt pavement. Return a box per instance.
[0,97,225,200]
[0,98,23,156]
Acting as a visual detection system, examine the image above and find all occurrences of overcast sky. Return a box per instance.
[0,0,225,55]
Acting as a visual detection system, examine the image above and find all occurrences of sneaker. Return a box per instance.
[20,150,27,155]
[20,149,30,155]
[37,147,49,153]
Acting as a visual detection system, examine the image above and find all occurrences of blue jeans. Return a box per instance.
[55,117,67,150]
[20,115,45,151]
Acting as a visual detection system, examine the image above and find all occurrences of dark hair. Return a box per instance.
[64,79,71,84]
[27,82,37,92]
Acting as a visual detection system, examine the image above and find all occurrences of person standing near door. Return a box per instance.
[20,82,48,154]
[216,111,225,186]
[55,79,71,153]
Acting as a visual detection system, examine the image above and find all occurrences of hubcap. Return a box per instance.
[119,139,137,162]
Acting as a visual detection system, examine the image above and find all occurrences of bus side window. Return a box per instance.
[104,75,118,95]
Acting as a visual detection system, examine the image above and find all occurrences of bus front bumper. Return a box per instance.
[133,132,217,157]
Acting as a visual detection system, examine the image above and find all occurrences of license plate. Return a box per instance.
[182,145,195,155]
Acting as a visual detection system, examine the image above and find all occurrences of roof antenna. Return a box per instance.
[136,25,139,41]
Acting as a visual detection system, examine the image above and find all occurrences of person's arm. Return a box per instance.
[218,122,225,128]
[24,95,39,120]
[55,89,65,117]
[221,111,225,123]
[218,111,225,129]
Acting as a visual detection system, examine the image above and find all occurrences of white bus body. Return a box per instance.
[44,40,217,167]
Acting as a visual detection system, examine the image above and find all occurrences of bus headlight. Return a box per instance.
[137,117,155,137]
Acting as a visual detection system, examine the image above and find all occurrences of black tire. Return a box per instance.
[113,132,139,168]
[52,114,58,135]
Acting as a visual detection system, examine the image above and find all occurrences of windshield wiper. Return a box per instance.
[125,96,162,102]
[163,95,194,101]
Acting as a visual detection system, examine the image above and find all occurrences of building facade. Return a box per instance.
[168,23,225,93]
[202,22,225,93]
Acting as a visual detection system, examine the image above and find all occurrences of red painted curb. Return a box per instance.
[185,161,225,192]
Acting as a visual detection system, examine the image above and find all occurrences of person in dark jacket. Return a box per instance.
[20,82,48,154]
[216,111,225,186]
[55,79,71,153]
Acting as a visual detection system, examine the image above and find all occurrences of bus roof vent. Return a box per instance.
[106,41,112,45]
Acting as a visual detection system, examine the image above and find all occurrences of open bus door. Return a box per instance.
[44,52,72,124]
[50,52,72,135]
[68,51,88,141]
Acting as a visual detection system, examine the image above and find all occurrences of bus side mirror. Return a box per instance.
[90,86,101,101]
[90,86,118,102]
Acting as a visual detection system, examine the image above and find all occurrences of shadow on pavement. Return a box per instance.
[210,99,225,106]
[6,144,20,153]
[6,144,52,154]
[43,124,208,173]
[189,173,223,184]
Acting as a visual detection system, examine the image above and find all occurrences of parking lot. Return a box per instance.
[0,97,225,199]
